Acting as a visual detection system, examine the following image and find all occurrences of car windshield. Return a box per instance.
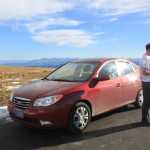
[46,62,98,82]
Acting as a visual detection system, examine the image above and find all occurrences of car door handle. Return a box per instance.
[116,83,121,87]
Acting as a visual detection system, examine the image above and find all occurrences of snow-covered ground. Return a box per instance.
[0,106,9,120]
[6,85,21,91]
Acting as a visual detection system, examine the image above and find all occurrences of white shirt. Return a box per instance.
[141,54,150,82]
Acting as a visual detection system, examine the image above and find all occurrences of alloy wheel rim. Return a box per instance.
[138,90,144,107]
[73,106,89,130]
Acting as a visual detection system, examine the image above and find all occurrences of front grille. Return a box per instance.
[13,97,32,109]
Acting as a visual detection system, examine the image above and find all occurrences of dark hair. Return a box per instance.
[146,43,150,50]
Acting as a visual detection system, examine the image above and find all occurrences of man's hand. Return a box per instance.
[142,69,150,75]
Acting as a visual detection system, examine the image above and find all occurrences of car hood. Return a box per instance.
[14,80,82,100]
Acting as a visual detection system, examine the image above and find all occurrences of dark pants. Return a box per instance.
[142,82,150,122]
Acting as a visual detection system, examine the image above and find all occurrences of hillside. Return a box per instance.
[0,66,52,106]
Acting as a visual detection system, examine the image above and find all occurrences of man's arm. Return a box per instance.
[140,55,150,76]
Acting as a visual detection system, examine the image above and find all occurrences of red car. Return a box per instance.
[8,58,143,133]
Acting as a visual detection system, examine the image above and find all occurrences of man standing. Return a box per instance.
[141,43,150,124]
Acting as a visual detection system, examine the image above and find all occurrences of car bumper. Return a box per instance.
[8,102,69,128]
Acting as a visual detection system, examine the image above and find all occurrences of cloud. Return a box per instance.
[109,17,118,22]
[0,0,73,21]
[3,0,150,22]
[86,0,150,16]
[1,0,150,50]
[32,29,95,47]
[25,18,82,33]
[143,19,150,24]
[0,0,95,48]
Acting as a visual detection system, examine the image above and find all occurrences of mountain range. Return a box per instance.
[0,58,77,68]
[0,58,141,68]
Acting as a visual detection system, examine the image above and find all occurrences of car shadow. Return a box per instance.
[0,106,142,150]
[0,121,143,150]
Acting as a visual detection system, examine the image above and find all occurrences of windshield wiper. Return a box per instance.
[42,77,50,81]
[43,78,82,82]
[50,79,74,82]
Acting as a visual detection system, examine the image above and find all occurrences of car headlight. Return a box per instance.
[10,92,14,102]
[33,95,63,107]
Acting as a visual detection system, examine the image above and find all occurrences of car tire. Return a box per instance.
[146,109,150,123]
[135,89,144,108]
[68,102,91,134]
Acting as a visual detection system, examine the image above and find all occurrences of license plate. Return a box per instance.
[14,108,24,119]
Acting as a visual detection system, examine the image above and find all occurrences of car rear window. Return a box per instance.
[99,62,118,80]
[117,61,134,76]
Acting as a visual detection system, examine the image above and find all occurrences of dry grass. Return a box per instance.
[0,66,53,106]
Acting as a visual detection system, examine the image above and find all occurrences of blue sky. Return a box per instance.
[0,0,150,60]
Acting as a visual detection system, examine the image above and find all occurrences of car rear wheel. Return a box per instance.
[68,102,91,134]
[135,89,143,108]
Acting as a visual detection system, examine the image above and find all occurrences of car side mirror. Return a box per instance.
[89,77,99,88]
[89,76,110,88]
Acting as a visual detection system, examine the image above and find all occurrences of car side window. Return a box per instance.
[117,61,134,76]
[99,62,118,80]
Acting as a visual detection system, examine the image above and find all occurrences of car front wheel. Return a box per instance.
[68,102,91,134]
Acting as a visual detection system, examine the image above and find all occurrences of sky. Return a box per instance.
[0,0,150,60]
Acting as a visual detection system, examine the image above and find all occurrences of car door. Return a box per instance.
[94,61,122,114]
[116,61,138,105]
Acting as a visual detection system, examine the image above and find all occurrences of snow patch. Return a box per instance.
[31,79,39,82]
[12,81,20,84]
[2,78,21,82]
[0,106,9,120]
[6,85,21,91]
